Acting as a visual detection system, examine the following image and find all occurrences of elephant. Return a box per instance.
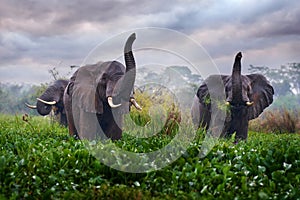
[63,33,141,140]
[25,79,69,126]
[191,52,274,141]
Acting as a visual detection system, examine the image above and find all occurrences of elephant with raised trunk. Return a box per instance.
[26,79,69,126]
[192,52,274,141]
[63,33,141,140]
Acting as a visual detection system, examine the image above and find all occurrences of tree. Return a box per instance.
[248,63,300,96]
[287,63,300,94]
[0,66,69,115]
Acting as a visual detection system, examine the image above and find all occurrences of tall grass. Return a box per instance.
[127,89,181,137]
[249,108,300,134]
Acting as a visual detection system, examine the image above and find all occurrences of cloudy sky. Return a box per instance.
[0,0,299,84]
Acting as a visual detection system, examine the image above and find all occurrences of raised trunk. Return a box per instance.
[231,52,243,105]
[118,33,137,101]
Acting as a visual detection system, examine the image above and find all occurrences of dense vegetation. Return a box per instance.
[0,115,299,199]
[0,64,299,199]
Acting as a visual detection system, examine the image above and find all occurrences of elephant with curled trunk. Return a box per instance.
[63,33,141,140]
[192,52,274,141]
[26,79,68,126]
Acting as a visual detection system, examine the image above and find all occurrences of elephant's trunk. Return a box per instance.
[231,52,243,105]
[124,33,136,72]
[36,89,59,115]
[36,100,52,115]
[118,33,136,101]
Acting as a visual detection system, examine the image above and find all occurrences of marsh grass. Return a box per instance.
[127,90,182,138]
[0,113,300,199]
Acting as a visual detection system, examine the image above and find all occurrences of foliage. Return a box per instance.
[0,83,50,115]
[136,66,202,108]
[0,66,70,115]
[0,83,36,115]
[249,95,300,134]
[249,108,300,134]
[1,115,300,199]
[127,87,181,137]
[271,94,300,110]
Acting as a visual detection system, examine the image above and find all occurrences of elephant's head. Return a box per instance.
[26,79,68,116]
[193,52,274,141]
[68,33,141,115]
[224,52,274,120]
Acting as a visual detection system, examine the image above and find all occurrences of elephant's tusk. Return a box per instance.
[107,97,121,108]
[246,101,254,106]
[130,98,142,111]
[37,98,57,105]
[225,101,231,106]
[25,103,37,109]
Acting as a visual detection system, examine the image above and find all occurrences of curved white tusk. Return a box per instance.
[246,101,254,106]
[107,97,121,108]
[225,101,231,106]
[37,98,56,105]
[130,98,142,111]
[25,103,37,109]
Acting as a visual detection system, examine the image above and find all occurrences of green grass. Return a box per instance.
[0,114,300,199]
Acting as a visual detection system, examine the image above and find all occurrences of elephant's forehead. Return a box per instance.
[77,64,105,76]
[73,64,104,85]
[75,61,125,78]
[223,75,251,87]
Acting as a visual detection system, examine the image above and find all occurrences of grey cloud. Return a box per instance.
[0,32,37,65]
[254,6,300,37]
[1,0,298,37]
[0,0,175,37]
[149,0,299,35]
[182,0,300,64]
[0,0,299,83]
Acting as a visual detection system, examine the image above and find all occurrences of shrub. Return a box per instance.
[128,88,181,136]
[1,115,300,199]
[249,108,300,134]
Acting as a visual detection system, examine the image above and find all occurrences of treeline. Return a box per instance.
[0,64,299,115]
[0,67,67,115]
[248,63,300,96]
[0,83,46,115]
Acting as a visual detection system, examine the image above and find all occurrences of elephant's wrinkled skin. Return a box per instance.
[63,33,141,140]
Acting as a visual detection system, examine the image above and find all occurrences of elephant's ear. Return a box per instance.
[72,64,104,114]
[197,75,229,105]
[246,74,274,120]
[66,82,73,95]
